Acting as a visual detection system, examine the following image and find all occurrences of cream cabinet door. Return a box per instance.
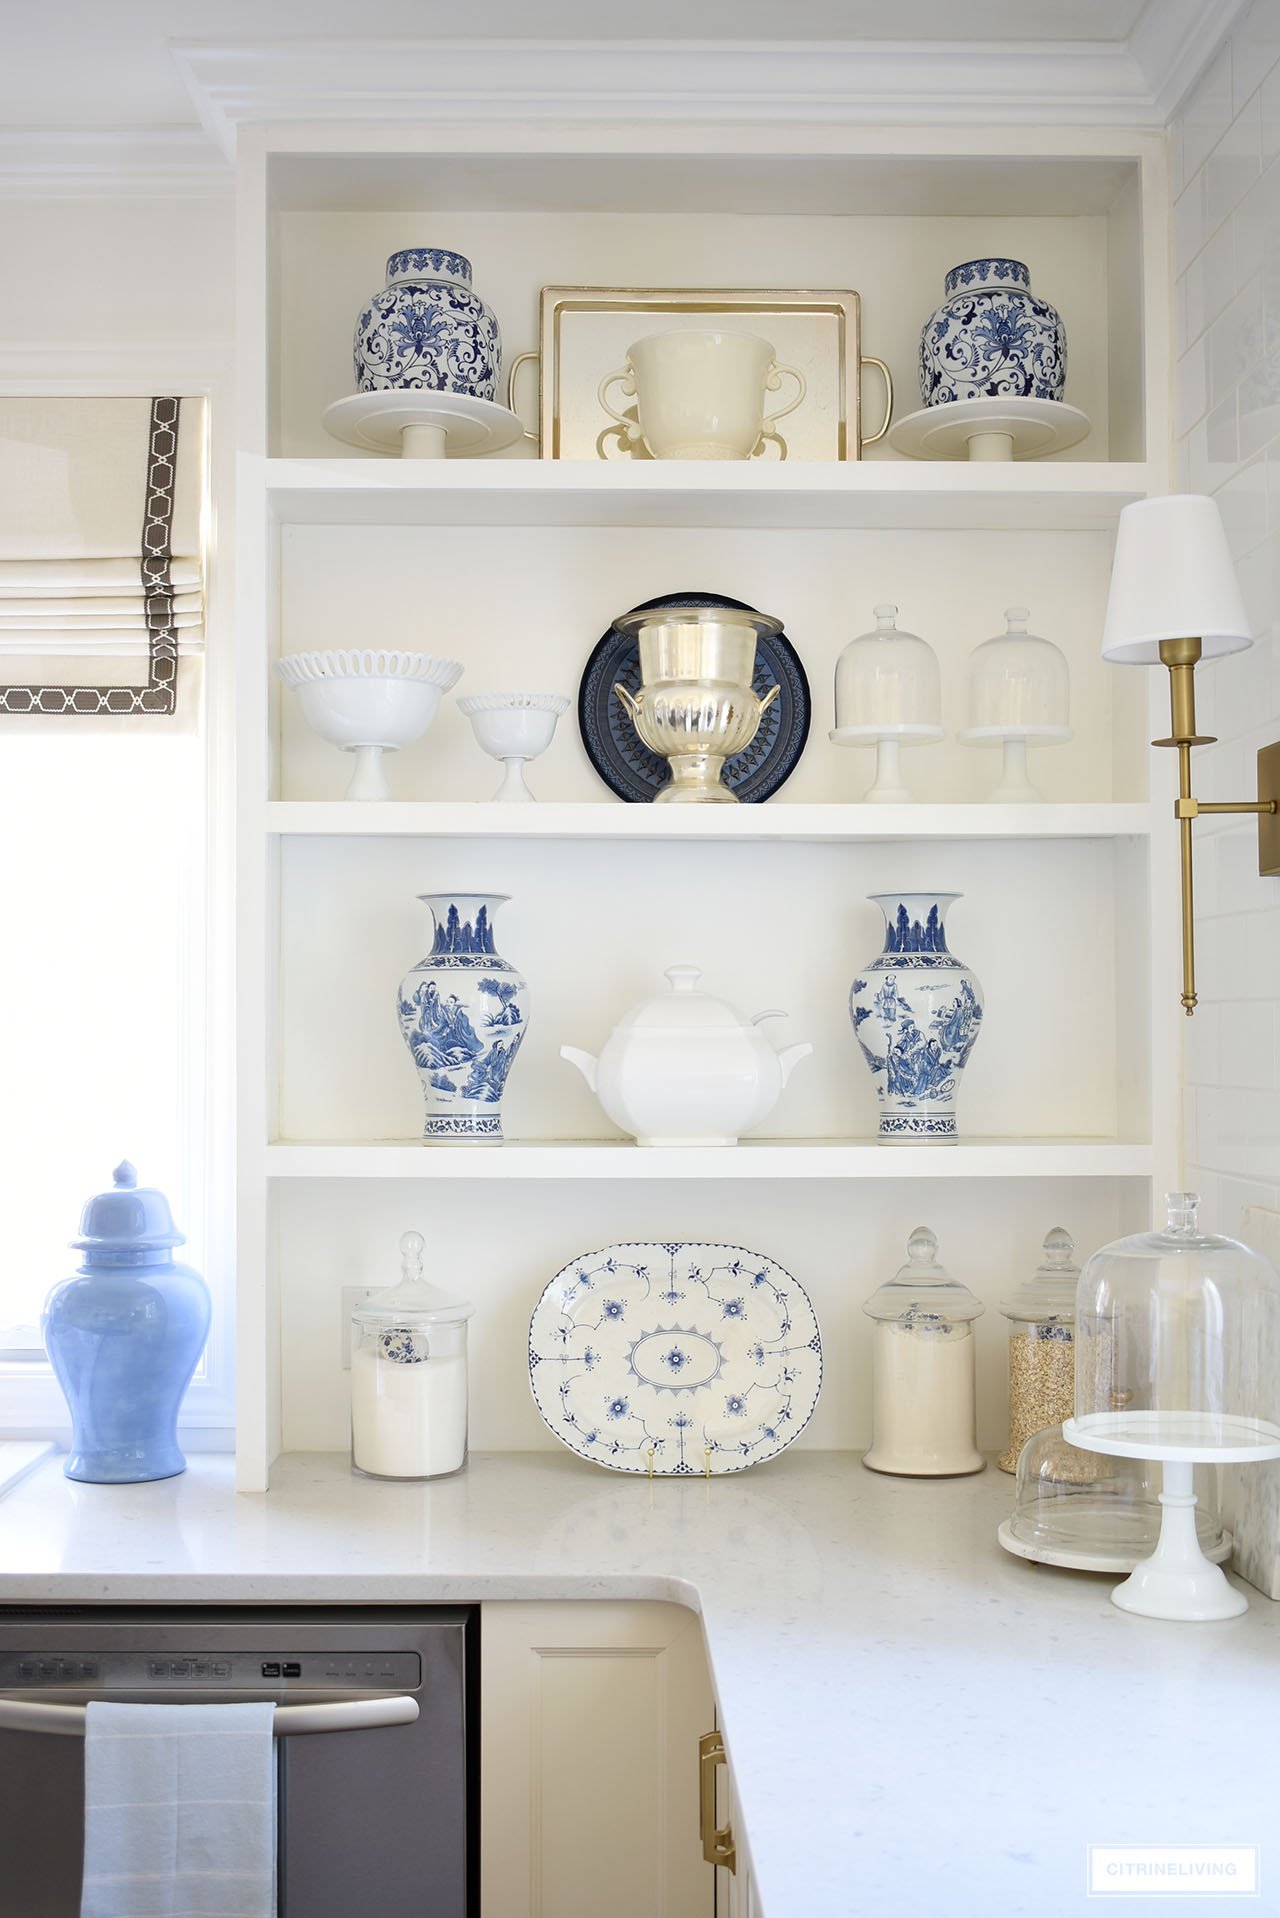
[713,1743,755,1918]
[481,1600,716,1918]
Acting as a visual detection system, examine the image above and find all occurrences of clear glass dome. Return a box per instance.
[831,604,943,737]
[1070,1192,1280,1460]
[862,1226,985,1477]
[961,606,1070,737]
[997,1226,1080,1473]
[999,1422,1228,1572]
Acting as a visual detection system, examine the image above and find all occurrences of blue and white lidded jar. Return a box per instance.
[919,258,1066,406]
[849,891,984,1143]
[353,247,501,398]
[397,892,529,1143]
[42,1161,211,1483]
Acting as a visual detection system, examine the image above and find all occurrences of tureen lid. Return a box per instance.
[613,966,771,1034]
[352,1232,476,1326]
[72,1160,185,1253]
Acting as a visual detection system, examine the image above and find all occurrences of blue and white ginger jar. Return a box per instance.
[919,258,1066,406]
[42,1161,211,1483]
[354,247,501,399]
[398,892,528,1143]
[850,892,984,1143]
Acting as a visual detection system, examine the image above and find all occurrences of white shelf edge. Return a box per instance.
[259,457,1157,531]
[262,1139,1156,1181]
[264,800,1155,842]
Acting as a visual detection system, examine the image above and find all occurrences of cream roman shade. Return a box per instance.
[0,396,205,717]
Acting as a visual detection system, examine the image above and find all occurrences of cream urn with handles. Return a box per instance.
[560,965,812,1146]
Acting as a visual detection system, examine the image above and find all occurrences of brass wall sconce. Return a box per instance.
[1102,495,1280,1014]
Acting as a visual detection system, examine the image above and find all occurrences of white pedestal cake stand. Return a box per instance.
[958,724,1071,801]
[890,397,1091,463]
[1063,1410,1280,1620]
[828,722,944,802]
[322,391,525,459]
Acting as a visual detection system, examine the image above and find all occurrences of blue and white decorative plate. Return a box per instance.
[577,593,812,804]
[528,1241,823,1475]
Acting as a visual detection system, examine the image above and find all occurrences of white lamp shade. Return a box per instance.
[1101,494,1252,664]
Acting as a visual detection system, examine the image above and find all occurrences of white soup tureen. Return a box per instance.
[560,965,811,1146]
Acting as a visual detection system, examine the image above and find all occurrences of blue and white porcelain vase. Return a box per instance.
[397,893,528,1143]
[42,1161,211,1483]
[353,247,501,399]
[919,259,1066,406]
[850,892,984,1143]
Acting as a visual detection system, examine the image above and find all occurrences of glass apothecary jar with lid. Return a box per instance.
[862,1226,985,1476]
[350,1231,475,1480]
[997,1226,1080,1473]
[1064,1192,1280,1619]
[828,604,943,802]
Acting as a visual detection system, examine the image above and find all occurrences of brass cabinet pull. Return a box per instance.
[698,1730,737,1874]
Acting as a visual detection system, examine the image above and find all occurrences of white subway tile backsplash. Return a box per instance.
[1232,0,1280,116]
[1214,452,1269,555]
[1177,338,1209,426]
[1236,350,1280,459]
[1174,171,1210,278]
[1233,158,1280,288]
[1204,95,1263,234]
[1185,218,1237,345]
[1184,43,1236,180]
[1262,56,1280,167]
[1222,1000,1278,1086]
[1209,277,1265,407]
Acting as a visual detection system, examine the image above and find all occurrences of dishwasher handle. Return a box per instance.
[0,1694,419,1738]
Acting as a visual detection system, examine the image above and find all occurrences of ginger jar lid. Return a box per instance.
[863,1226,985,1325]
[353,1232,476,1327]
[72,1160,184,1253]
[999,1226,1080,1323]
[612,966,765,1034]
[385,246,472,288]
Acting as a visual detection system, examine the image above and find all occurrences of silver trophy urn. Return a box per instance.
[613,604,781,803]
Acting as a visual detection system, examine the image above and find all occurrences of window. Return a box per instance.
[0,392,225,1439]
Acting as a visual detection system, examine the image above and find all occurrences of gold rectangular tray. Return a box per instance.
[510,285,890,461]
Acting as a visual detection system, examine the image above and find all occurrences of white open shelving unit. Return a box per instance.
[234,118,1181,1490]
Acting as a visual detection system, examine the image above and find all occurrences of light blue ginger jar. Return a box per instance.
[849,892,984,1143]
[353,248,501,399]
[42,1162,211,1483]
[919,258,1066,406]
[397,893,529,1144]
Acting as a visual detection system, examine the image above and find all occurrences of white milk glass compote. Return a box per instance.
[457,693,569,801]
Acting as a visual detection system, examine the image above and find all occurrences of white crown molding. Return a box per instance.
[0,342,231,393]
[0,129,229,198]
[173,35,1222,156]
[1130,0,1248,120]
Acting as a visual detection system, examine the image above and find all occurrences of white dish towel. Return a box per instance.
[81,1701,276,1918]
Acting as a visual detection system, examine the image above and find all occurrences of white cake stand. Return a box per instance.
[322,391,525,459]
[828,722,944,802]
[997,1515,1232,1576]
[958,724,1070,801]
[890,397,1091,463]
[1063,1411,1280,1620]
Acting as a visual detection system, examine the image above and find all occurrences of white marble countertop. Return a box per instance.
[1,1449,1276,1917]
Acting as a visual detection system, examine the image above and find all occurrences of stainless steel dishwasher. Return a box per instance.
[0,1604,475,1917]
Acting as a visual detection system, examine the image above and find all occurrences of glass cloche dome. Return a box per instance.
[829,605,943,802]
[962,606,1070,737]
[1068,1192,1280,1459]
[832,603,942,736]
[999,1422,1228,1573]
[1063,1193,1280,1620]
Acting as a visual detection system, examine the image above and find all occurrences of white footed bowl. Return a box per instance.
[456,693,569,802]
[276,649,463,799]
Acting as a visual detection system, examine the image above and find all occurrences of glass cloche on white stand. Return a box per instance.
[1063,1193,1280,1620]
[958,607,1070,801]
[828,604,943,802]
[998,1423,1229,1573]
